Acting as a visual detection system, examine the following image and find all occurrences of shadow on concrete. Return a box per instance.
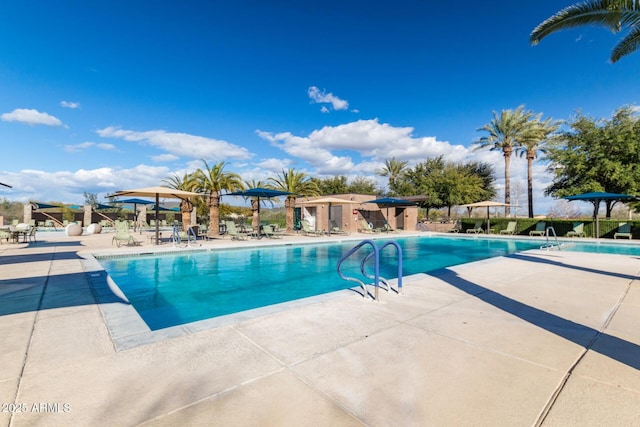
[434,266,640,371]
[0,251,81,265]
[511,252,640,281]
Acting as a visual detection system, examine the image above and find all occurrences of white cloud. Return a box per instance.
[96,126,253,161]
[64,141,115,152]
[0,164,171,204]
[320,106,330,114]
[60,101,81,109]
[308,86,349,111]
[1,108,64,127]
[152,154,180,162]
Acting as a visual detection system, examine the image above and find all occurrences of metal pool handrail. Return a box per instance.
[337,239,403,301]
[541,226,561,250]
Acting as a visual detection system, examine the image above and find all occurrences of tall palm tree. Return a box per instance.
[196,160,244,237]
[475,106,535,216]
[162,172,200,230]
[531,1,640,63]
[376,158,408,195]
[244,179,267,229]
[268,168,320,233]
[516,116,561,218]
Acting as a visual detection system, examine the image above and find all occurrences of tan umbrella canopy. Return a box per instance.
[301,197,360,234]
[460,200,511,233]
[109,186,201,245]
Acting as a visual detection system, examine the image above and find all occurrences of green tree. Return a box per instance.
[311,176,349,195]
[83,192,99,208]
[475,106,536,215]
[531,0,640,63]
[347,176,378,195]
[376,157,408,195]
[196,160,244,237]
[162,172,200,230]
[268,168,320,232]
[545,106,640,217]
[516,116,561,218]
[394,157,495,219]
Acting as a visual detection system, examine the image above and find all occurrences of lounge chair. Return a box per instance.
[358,219,381,233]
[529,221,546,236]
[329,220,348,235]
[499,221,517,235]
[466,220,484,234]
[112,222,142,247]
[614,222,632,239]
[262,225,283,239]
[225,221,249,240]
[448,221,461,233]
[301,220,323,236]
[566,222,586,238]
[382,222,398,233]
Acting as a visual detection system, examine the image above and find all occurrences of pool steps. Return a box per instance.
[337,239,403,301]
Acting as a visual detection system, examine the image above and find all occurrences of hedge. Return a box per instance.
[460,218,638,239]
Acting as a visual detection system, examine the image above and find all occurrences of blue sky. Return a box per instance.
[2,1,640,214]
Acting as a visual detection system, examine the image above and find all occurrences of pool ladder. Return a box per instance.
[540,226,562,250]
[336,239,403,301]
[172,225,198,247]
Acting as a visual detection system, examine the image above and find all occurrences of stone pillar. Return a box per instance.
[84,205,92,227]
[24,204,32,224]
[191,206,197,226]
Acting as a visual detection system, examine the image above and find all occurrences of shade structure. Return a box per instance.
[301,197,360,234]
[460,200,511,234]
[108,186,201,245]
[563,192,640,238]
[225,187,294,230]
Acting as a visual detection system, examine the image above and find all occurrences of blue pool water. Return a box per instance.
[98,236,544,330]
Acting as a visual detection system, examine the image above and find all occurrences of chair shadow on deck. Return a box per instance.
[431,256,640,371]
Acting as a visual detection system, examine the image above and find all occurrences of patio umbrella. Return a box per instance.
[364,197,417,229]
[301,196,360,234]
[108,186,201,245]
[225,187,294,230]
[460,200,511,234]
[563,192,640,238]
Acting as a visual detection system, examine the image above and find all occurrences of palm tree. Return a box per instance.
[162,172,200,230]
[516,116,561,218]
[268,168,320,233]
[196,160,244,237]
[530,1,640,63]
[376,158,408,195]
[244,179,267,229]
[475,106,535,216]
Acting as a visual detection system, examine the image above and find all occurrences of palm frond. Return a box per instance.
[530,0,630,45]
[611,24,640,60]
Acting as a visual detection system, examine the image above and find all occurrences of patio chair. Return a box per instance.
[529,221,546,236]
[358,219,381,233]
[301,220,323,236]
[614,222,632,239]
[262,225,283,239]
[329,220,348,235]
[466,220,484,234]
[382,222,398,233]
[112,222,142,247]
[225,221,249,240]
[566,222,586,238]
[499,221,517,235]
[448,220,462,233]
[0,228,10,244]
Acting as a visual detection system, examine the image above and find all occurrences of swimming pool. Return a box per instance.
[98,236,544,330]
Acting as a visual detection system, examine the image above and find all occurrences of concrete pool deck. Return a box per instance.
[1,230,639,426]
